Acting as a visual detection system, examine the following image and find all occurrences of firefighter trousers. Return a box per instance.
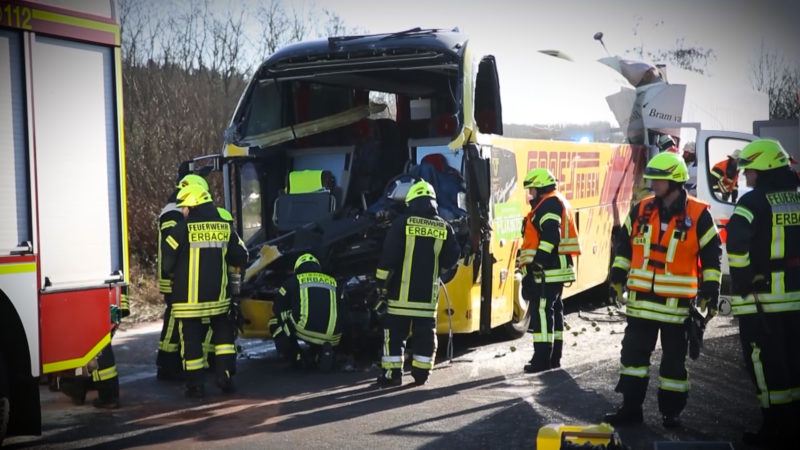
[157,299,215,375]
[178,314,236,389]
[616,316,689,416]
[92,343,118,402]
[381,314,437,383]
[523,274,564,369]
[738,311,800,432]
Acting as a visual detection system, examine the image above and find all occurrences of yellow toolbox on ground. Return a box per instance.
[536,423,621,450]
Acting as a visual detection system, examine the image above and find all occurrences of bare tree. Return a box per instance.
[119,0,362,270]
[322,9,365,37]
[254,0,291,60]
[627,38,716,75]
[750,42,800,119]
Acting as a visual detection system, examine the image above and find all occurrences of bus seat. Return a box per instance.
[273,191,336,232]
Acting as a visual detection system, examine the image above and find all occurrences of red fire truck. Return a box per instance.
[0,0,129,442]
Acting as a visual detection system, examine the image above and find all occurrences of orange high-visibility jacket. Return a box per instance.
[711,159,738,193]
[627,195,708,298]
[519,191,581,267]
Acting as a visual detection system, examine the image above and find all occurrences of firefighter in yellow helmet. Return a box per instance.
[156,173,213,381]
[725,139,800,447]
[161,184,248,398]
[375,180,460,387]
[517,168,580,373]
[269,253,341,372]
[604,152,721,428]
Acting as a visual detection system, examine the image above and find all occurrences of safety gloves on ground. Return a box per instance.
[608,282,625,306]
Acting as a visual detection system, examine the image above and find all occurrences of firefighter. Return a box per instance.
[156,174,217,381]
[725,139,800,447]
[375,180,460,387]
[517,168,580,373]
[711,149,741,202]
[161,184,248,398]
[268,253,341,372]
[58,287,129,409]
[657,134,679,153]
[604,151,722,428]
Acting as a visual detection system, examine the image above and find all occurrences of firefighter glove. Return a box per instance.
[698,289,719,313]
[373,299,388,323]
[751,274,768,293]
[530,264,544,283]
[228,300,245,333]
[609,282,625,306]
[686,307,706,360]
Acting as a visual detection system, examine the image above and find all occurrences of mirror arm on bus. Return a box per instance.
[11,241,33,255]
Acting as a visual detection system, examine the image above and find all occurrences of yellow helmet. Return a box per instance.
[644,152,688,182]
[176,184,212,207]
[738,139,789,171]
[294,253,319,270]
[177,174,209,191]
[405,180,437,203]
[523,168,557,189]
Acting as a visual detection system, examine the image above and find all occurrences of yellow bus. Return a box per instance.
[189,28,753,343]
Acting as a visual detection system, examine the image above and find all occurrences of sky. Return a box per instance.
[190,0,799,126]
[320,0,800,125]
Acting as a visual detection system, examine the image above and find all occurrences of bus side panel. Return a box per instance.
[436,262,481,334]
[39,287,113,374]
[492,138,638,299]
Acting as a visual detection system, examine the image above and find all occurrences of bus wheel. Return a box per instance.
[0,352,9,446]
[499,281,531,339]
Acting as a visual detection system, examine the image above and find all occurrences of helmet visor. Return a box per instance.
[644,166,672,178]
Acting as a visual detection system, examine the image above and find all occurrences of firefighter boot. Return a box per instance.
[524,343,552,373]
[216,370,235,394]
[743,407,783,448]
[661,414,681,428]
[318,343,335,373]
[184,369,205,398]
[411,367,429,386]
[93,377,120,409]
[603,404,644,426]
[59,376,90,406]
[550,340,563,369]
[376,369,402,388]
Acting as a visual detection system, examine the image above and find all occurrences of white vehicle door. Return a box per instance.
[695,130,758,275]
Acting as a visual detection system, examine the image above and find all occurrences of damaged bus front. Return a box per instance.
[214,28,524,342]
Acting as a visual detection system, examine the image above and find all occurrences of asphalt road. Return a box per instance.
[4,296,763,449]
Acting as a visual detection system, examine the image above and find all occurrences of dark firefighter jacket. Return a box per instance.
[157,191,182,296]
[376,204,461,318]
[726,181,800,315]
[161,202,248,319]
[273,261,342,346]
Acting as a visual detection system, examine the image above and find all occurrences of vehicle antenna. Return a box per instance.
[593,31,610,56]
